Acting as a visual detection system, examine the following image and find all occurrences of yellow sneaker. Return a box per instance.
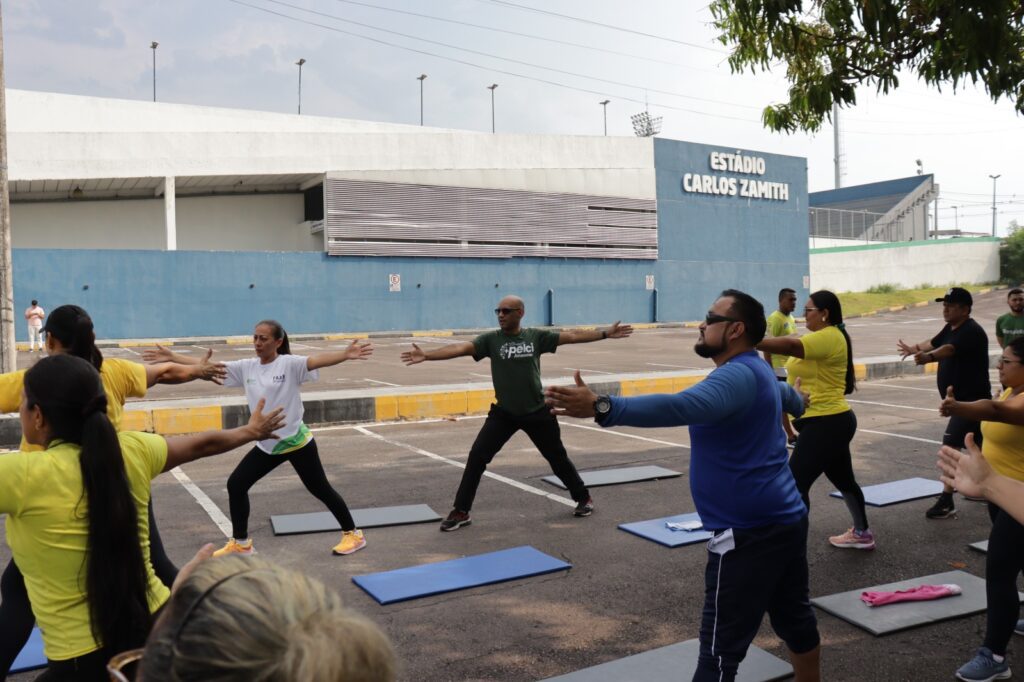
[213,538,255,557]
[332,529,366,556]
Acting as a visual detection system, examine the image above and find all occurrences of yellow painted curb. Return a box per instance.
[397,392,468,419]
[978,288,992,295]
[412,330,454,337]
[152,406,223,435]
[673,376,703,392]
[914,301,930,307]
[225,337,251,345]
[121,410,154,432]
[888,306,905,312]
[860,311,877,317]
[924,363,938,375]
[374,396,399,422]
[620,377,676,396]
[854,364,868,381]
[631,323,658,330]
[683,321,701,328]
[324,333,370,340]
[466,389,496,414]
[117,341,156,348]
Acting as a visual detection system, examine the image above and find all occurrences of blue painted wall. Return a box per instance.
[13,138,809,340]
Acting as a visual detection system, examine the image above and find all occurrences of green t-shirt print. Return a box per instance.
[473,328,560,416]
[996,313,1024,347]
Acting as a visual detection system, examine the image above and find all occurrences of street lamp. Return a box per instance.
[599,99,610,136]
[990,174,1002,236]
[951,206,959,233]
[487,83,498,133]
[295,58,306,115]
[150,41,158,102]
[417,74,427,126]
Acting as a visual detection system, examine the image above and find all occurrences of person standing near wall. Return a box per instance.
[24,300,44,352]
[897,287,991,520]
[764,288,799,445]
[401,295,632,530]
[545,290,820,682]
[995,288,1024,349]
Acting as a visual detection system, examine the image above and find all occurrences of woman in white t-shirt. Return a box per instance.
[154,320,372,557]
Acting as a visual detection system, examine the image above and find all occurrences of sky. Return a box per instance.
[4,0,1022,234]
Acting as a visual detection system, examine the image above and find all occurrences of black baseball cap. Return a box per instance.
[935,287,972,306]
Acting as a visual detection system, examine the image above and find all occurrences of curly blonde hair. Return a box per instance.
[140,556,395,681]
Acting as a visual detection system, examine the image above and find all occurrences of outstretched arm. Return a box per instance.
[145,349,227,386]
[557,321,633,345]
[307,340,373,371]
[401,341,475,365]
[163,399,284,471]
[143,344,199,365]
[941,387,1024,425]
[757,336,804,358]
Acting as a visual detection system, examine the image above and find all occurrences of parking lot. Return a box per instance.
[5,291,1019,681]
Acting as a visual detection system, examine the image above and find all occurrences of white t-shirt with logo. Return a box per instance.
[224,354,319,454]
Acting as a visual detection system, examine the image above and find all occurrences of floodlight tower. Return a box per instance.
[630,110,662,137]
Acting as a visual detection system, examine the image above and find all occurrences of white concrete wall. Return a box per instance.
[11,199,165,249]
[177,194,315,251]
[12,194,315,251]
[809,238,1000,292]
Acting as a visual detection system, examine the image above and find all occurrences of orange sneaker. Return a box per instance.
[332,529,366,555]
[213,538,255,557]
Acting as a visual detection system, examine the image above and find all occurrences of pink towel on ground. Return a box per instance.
[860,583,962,607]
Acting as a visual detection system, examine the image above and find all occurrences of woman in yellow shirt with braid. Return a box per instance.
[0,305,225,677]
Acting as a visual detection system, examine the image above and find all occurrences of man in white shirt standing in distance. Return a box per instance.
[764,288,799,445]
[24,300,44,353]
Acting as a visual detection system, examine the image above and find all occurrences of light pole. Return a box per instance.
[150,41,158,102]
[990,174,1002,236]
[599,99,610,135]
[487,83,498,133]
[417,74,427,126]
[952,206,959,233]
[295,58,306,115]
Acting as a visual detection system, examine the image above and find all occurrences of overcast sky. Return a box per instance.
[5,0,1022,234]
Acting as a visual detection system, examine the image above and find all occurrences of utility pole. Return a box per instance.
[990,174,1001,237]
[487,83,498,133]
[296,58,306,115]
[832,102,841,189]
[599,99,610,135]
[417,74,427,126]
[150,41,158,101]
[0,1,16,372]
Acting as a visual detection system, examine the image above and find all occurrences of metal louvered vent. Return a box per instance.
[324,178,657,259]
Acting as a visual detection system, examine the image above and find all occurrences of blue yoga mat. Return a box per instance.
[12,627,46,673]
[618,512,713,548]
[352,545,571,605]
[829,477,943,507]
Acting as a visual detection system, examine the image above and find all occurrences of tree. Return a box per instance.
[710,1,1024,133]
[1001,226,1024,284]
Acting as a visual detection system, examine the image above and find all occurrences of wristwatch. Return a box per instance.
[593,395,612,424]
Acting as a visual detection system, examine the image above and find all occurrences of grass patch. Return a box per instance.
[838,283,996,318]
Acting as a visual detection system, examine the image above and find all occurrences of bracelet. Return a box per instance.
[601,330,608,339]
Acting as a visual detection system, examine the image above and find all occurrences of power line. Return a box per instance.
[327,0,697,69]
[483,0,727,53]
[226,0,767,124]
[257,0,761,110]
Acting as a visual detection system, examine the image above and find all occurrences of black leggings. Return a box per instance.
[789,410,869,532]
[226,439,355,539]
[983,502,1024,656]
[0,501,177,677]
[454,404,589,511]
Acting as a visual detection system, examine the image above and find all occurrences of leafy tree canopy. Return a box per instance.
[710,1,1024,133]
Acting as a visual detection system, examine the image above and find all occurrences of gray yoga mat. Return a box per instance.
[542,465,681,490]
[811,570,1020,636]
[829,477,943,507]
[541,640,793,682]
[968,540,988,553]
[270,504,442,535]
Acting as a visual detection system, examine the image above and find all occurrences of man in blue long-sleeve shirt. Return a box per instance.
[546,289,821,682]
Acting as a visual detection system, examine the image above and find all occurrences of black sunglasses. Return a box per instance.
[494,307,522,315]
[704,313,739,325]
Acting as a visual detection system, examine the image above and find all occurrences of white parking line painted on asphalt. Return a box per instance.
[354,426,576,508]
[858,429,941,445]
[563,421,690,448]
[862,383,938,393]
[646,362,701,369]
[170,466,232,537]
[365,378,401,387]
[847,399,936,413]
[564,367,614,375]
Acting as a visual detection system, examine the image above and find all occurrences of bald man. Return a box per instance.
[401,295,632,530]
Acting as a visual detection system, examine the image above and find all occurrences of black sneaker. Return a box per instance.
[925,495,957,519]
[440,509,471,532]
[573,497,594,517]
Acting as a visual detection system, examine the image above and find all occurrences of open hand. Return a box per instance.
[344,339,373,361]
[196,349,228,385]
[938,433,989,499]
[606,321,633,339]
[142,343,174,363]
[401,343,426,366]
[545,370,598,417]
[247,398,285,440]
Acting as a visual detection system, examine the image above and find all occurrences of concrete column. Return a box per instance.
[161,176,176,250]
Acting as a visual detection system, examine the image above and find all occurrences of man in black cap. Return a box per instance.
[897,287,991,519]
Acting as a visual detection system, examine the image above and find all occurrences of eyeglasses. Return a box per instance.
[803,307,820,314]
[997,357,1023,366]
[494,307,521,315]
[704,313,739,325]
[107,648,144,682]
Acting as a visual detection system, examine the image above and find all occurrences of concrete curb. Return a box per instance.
[0,354,995,448]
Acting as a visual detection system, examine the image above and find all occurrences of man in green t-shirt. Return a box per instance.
[995,288,1024,348]
[401,295,632,530]
[764,288,799,444]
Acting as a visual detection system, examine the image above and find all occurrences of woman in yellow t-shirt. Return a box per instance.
[0,304,225,677]
[0,354,282,682]
[938,336,1024,679]
[757,290,873,550]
